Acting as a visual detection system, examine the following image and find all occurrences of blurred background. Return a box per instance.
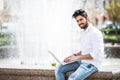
[0,0,120,73]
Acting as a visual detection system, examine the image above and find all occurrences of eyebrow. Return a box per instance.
[77,18,83,22]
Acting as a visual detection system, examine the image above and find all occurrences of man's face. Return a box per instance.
[75,15,88,30]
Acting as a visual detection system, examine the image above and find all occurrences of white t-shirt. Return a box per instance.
[80,24,104,70]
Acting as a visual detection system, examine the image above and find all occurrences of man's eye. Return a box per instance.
[80,19,83,21]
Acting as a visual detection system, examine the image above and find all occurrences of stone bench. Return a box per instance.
[113,72,120,80]
[66,71,112,80]
[0,68,119,80]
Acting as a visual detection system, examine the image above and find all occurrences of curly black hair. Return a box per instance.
[72,9,88,18]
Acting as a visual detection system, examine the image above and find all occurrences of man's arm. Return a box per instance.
[64,53,93,63]
[73,51,82,56]
[64,51,82,62]
[76,54,93,60]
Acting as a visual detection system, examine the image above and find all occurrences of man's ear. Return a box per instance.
[86,16,89,21]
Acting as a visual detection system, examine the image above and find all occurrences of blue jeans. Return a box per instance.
[55,61,98,80]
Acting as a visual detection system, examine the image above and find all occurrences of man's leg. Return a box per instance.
[55,61,80,80]
[68,63,98,80]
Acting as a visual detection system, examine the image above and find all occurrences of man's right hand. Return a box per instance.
[64,55,75,63]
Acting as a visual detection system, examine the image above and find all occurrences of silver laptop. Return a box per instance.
[48,50,77,65]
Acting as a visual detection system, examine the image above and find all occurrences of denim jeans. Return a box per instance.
[55,61,98,80]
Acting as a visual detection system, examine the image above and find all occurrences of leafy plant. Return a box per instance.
[106,0,120,24]
[0,32,16,46]
[100,27,120,44]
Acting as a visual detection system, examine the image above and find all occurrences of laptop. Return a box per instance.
[48,50,77,65]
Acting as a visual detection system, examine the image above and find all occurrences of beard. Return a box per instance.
[79,22,88,30]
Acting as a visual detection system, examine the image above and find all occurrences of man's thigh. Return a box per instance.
[55,61,80,73]
[68,63,98,80]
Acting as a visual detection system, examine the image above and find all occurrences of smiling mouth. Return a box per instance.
[79,23,84,27]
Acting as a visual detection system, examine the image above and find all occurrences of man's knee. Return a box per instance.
[68,76,75,80]
[55,65,60,74]
[55,64,63,75]
[68,72,85,80]
[68,73,78,80]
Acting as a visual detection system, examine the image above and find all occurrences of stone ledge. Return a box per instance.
[0,68,54,77]
[66,71,112,79]
[113,72,120,79]
[0,68,119,80]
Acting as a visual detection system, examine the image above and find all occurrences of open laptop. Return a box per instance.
[48,50,77,65]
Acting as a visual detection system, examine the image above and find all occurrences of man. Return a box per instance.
[55,9,104,80]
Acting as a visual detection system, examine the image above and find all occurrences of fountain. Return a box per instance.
[0,0,76,67]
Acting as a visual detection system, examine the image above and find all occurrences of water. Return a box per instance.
[0,58,120,73]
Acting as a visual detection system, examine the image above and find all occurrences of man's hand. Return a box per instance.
[64,53,93,63]
[64,55,73,62]
[63,51,82,63]
[64,55,79,63]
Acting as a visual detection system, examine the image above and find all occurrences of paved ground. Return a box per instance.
[105,43,120,47]
[100,58,120,74]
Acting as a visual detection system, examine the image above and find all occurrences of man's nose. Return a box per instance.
[78,21,81,25]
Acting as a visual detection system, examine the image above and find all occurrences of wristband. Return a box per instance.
[73,54,76,56]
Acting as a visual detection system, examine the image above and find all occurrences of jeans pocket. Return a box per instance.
[86,64,94,68]
[86,64,98,72]
[80,64,89,71]
[80,64,96,71]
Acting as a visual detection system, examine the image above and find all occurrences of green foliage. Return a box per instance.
[104,35,120,41]
[106,0,120,24]
[100,27,120,43]
[0,37,11,45]
[101,28,120,35]
[51,62,56,67]
[0,32,16,46]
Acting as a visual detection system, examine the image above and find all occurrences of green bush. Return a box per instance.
[100,27,120,43]
[0,32,16,46]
